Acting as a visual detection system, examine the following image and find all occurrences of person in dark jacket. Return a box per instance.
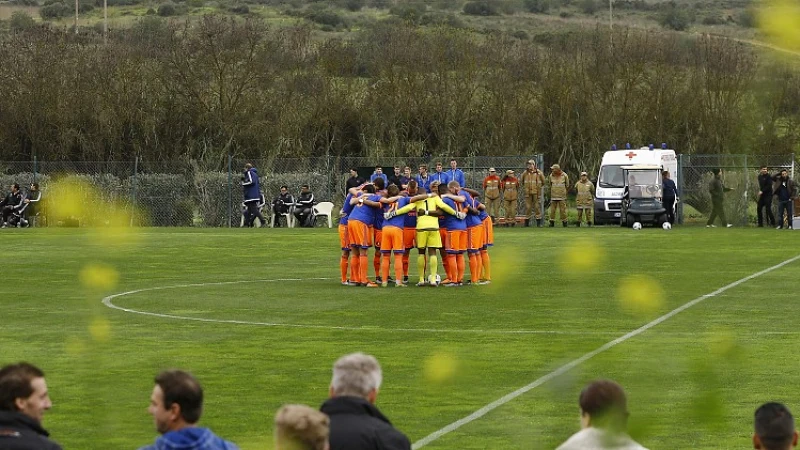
[320,353,411,450]
[0,362,62,450]
[294,185,316,227]
[773,169,798,230]
[241,163,265,228]
[139,370,238,450]
[346,169,365,192]
[706,169,733,228]
[8,183,42,228]
[272,186,295,228]
[0,184,22,227]
[757,166,776,227]
[661,171,678,224]
[387,166,402,188]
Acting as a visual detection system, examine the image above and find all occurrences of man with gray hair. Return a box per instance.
[320,353,411,450]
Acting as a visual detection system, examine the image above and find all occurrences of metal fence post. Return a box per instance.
[227,154,233,228]
[677,153,683,225]
[131,156,138,227]
[33,155,37,184]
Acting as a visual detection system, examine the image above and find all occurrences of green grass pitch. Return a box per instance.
[2,226,799,449]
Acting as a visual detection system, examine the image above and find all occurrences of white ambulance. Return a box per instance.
[593,146,678,224]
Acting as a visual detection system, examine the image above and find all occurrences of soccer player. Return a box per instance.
[463,187,493,285]
[371,178,387,283]
[347,184,380,287]
[401,180,420,283]
[441,183,468,286]
[375,185,409,287]
[338,189,358,286]
[389,186,464,286]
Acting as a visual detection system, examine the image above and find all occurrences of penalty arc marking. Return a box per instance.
[101,277,616,335]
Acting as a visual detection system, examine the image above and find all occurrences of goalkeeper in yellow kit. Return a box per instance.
[385,188,465,286]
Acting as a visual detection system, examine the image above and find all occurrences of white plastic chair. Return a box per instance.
[313,202,335,228]
[271,205,294,228]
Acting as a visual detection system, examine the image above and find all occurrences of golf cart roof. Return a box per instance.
[621,165,662,170]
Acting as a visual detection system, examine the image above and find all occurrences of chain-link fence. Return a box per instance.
[0,154,794,227]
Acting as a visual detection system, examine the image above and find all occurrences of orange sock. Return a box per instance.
[475,252,483,280]
[381,253,390,282]
[402,253,410,277]
[480,250,491,280]
[340,253,349,283]
[456,253,466,282]
[373,251,381,279]
[445,254,456,281]
[394,254,403,282]
[359,254,368,284]
[469,253,479,283]
[351,253,360,283]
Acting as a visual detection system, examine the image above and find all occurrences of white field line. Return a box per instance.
[411,253,800,449]
[101,278,615,335]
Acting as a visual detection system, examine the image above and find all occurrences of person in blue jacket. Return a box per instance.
[661,170,678,224]
[241,163,265,228]
[446,159,466,188]
[139,370,238,450]
[369,166,388,186]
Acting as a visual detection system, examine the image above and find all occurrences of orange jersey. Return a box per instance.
[445,230,467,253]
[380,226,404,253]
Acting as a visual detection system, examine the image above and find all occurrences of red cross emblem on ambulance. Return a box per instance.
[625,152,637,160]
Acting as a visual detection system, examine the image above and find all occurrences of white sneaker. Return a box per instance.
[706,224,716,228]
[726,224,733,228]
[777,226,783,230]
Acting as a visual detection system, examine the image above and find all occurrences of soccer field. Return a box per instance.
[3,226,799,449]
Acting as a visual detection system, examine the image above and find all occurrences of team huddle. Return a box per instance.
[338,177,494,287]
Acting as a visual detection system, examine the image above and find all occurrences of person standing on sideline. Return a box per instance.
[370,167,388,186]
[500,170,519,227]
[706,168,733,228]
[757,166,776,227]
[556,380,648,450]
[574,172,594,227]
[399,167,412,190]
[521,160,545,227]
[241,163,265,228]
[0,362,62,450]
[430,162,450,186]
[387,166,402,188]
[662,170,678,225]
[753,402,798,450]
[320,353,411,450]
[548,164,569,227]
[773,169,797,229]
[346,168,364,191]
[139,370,238,450]
[415,165,431,193]
[482,168,501,223]
[446,159,466,188]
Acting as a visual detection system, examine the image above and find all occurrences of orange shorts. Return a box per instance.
[374,229,382,249]
[445,230,467,253]
[339,224,350,251]
[482,217,494,247]
[439,228,447,246]
[380,226,404,253]
[347,219,372,249]
[403,228,416,250]
[468,224,485,252]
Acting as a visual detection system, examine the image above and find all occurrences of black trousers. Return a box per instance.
[757,194,775,226]
[243,202,265,227]
[707,200,727,226]
[1,206,13,224]
[294,207,313,227]
[663,197,675,224]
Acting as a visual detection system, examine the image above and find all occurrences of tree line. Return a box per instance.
[0,17,797,172]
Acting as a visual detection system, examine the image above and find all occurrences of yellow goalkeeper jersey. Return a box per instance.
[396,196,456,230]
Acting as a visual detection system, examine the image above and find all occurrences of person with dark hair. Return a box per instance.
[754,402,798,450]
[139,369,238,450]
[294,185,316,227]
[272,186,295,228]
[757,166,776,228]
[369,167,388,186]
[556,379,647,450]
[8,183,42,228]
[430,162,449,186]
[447,159,466,188]
[399,167,412,190]
[662,170,678,225]
[0,184,22,228]
[387,166,402,189]
[773,169,797,230]
[346,169,365,191]
[241,163,265,228]
[0,362,62,449]
[706,168,733,228]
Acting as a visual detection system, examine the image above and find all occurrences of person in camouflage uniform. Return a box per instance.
[482,168,501,223]
[548,164,569,227]
[574,171,594,227]
[501,170,520,227]
[521,159,546,227]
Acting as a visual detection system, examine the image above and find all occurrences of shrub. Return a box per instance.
[389,3,426,22]
[511,30,529,40]
[40,2,72,20]
[131,173,192,226]
[157,2,178,16]
[463,0,500,16]
[338,0,364,12]
[737,8,756,28]
[146,7,156,14]
[230,4,249,13]
[9,11,36,31]
[523,0,549,14]
[579,0,597,14]
[660,6,691,31]
[305,8,347,27]
[701,14,724,25]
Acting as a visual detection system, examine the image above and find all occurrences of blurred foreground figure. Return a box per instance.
[275,404,330,450]
[754,402,798,450]
[0,362,61,450]
[556,379,648,450]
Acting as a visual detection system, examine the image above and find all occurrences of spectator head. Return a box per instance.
[527,160,536,170]
[11,184,19,193]
[0,362,52,425]
[403,166,411,177]
[580,172,588,179]
[578,380,630,433]
[329,353,382,404]
[275,404,330,450]
[447,180,460,193]
[754,402,798,450]
[488,168,496,175]
[362,184,376,194]
[550,164,562,173]
[437,183,449,195]
[374,166,383,175]
[761,166,769,174]
[505,170,515,177]
[387,185,400,197]
[349,168,358,177]
[435,162,443,172]
[280,186,289,194]
[781,169,789,179]
[419,165,428,174]
[394,166,401,175]
[662,170,670,178]
[713,168,722,177]
[450,159,458,169]
[31,183,39,191]
[244,163,253,170]
[407,180,418,195]
[373,177,385,191]
[430,181,440,192]
[148,370,203,435]
[301,185,310,193]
